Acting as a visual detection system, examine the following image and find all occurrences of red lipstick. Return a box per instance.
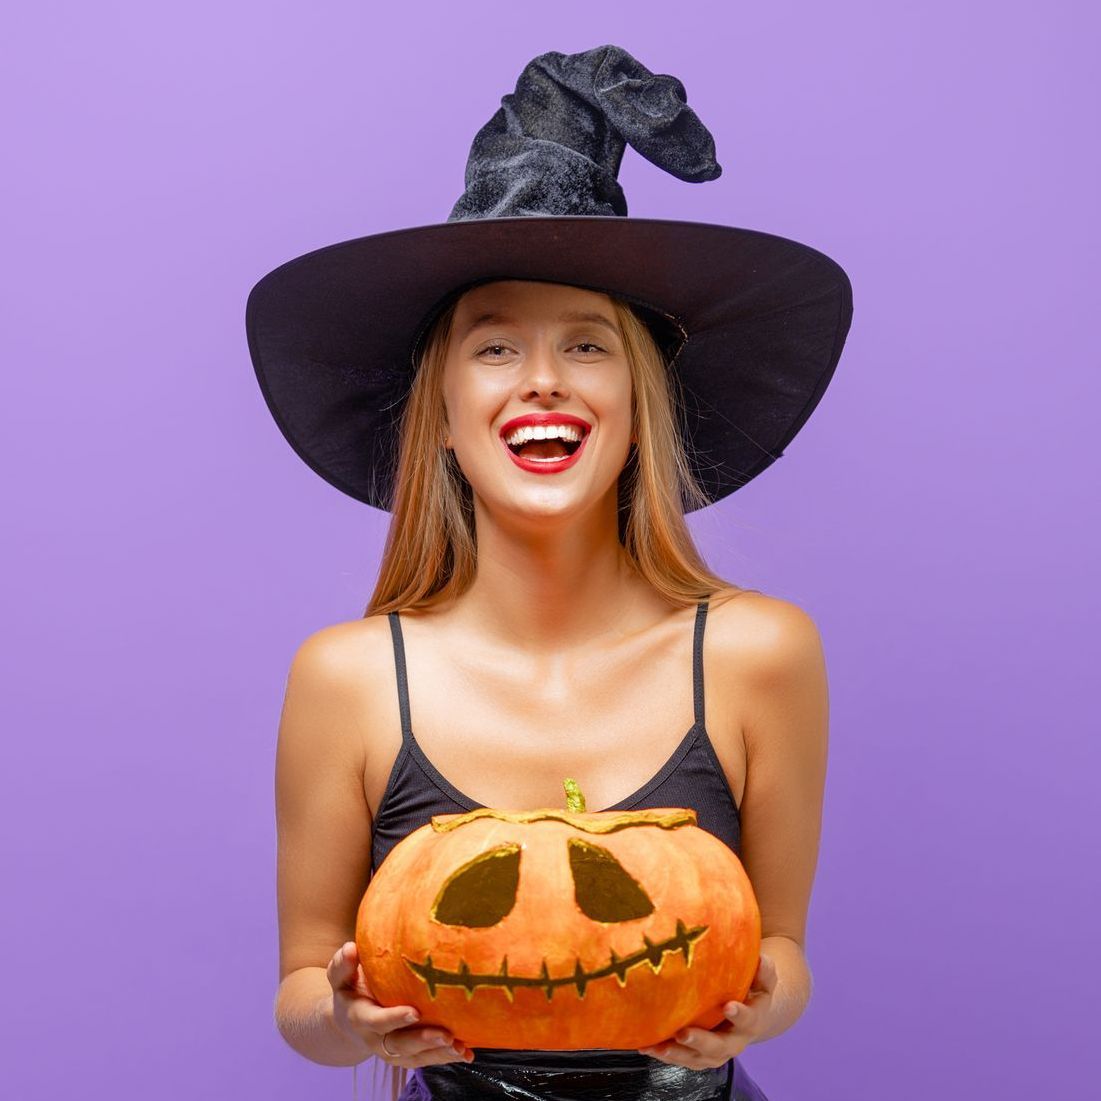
[498,413,592,475]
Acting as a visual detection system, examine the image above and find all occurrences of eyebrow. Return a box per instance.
[461,310,621,340]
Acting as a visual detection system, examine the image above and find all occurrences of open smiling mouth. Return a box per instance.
[403,919,708,1001]
[501,427,590,474]
[507,436,582,462]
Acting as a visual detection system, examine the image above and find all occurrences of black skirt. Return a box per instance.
[400,1049,770,1101]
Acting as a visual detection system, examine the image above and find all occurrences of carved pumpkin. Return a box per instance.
[356,781,760,1050]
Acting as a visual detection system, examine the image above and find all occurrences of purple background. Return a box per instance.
[4,2,1098,1098]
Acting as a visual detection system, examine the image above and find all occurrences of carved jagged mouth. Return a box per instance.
[403,919,708,1001]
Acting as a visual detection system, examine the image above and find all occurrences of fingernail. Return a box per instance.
[405,1012,419,1024]
[726,1003,739,1017]
[676,1030,689,1043]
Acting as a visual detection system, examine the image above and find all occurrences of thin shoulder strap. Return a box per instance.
[387,611,413,742]
[693,599,710,728]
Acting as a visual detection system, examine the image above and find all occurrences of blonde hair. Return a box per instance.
[364,287,750,617]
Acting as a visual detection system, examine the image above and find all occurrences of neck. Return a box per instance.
[455,495,656,651]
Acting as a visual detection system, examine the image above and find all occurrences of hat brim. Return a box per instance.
[245,216,853,511]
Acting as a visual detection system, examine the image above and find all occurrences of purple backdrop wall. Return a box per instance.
[4,2,1098,1098]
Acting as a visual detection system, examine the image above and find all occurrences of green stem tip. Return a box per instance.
[563,777,586,813]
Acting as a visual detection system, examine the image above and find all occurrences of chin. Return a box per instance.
[487,485,615,529]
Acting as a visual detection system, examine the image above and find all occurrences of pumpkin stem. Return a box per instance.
[563,777,586,813]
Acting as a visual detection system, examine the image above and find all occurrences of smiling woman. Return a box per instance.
[252,42,851,1101]
[369,278,725,616]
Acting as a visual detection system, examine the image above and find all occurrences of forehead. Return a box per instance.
[452,280,618,327]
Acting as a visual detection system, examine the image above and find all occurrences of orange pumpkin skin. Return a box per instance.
[355,806,761,1050]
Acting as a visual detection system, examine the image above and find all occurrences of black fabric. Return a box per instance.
[401,1053,772,1101]
[370,601,769,1100]
[448,45,722,222]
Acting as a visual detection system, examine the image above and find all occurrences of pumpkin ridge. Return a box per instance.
[430,807,697,833]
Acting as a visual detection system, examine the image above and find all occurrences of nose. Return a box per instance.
[517,342,570,401]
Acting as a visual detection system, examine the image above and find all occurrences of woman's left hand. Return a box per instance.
[638,952,779,1069]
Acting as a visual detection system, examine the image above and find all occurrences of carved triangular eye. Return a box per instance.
[567,838,655,922]
[431,844,521,927]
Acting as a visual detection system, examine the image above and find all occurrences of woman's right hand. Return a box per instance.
[326,942,474,1068]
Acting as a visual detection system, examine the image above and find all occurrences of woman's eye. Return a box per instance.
[477,344,512,358]
[574,342,606,354]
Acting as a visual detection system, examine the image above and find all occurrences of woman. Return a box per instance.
[252,45,852,1101]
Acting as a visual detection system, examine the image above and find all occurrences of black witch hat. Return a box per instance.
[246,44,853,511]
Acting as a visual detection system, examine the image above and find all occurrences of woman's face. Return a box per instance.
[441,280,634,529]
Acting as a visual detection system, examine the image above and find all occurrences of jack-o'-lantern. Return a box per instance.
[356,780,760,1050]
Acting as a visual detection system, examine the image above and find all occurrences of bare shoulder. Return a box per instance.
[279,614,399,768]
[705,587,829,755]
[706,587,826,676]
[292,610,405,694]
[288,614,394,690]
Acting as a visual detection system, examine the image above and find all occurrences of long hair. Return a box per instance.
[364,291,750,616]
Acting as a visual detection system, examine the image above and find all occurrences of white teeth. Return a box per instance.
[503,423,585,447]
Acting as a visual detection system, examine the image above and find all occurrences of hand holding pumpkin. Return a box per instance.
[326,941,474,1068]
[639,951,779,1069]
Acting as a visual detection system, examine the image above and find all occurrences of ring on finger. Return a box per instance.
[381,1032,397,1058]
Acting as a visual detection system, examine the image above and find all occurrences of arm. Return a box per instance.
[734,596,829,1044]
[273,625,376,1065]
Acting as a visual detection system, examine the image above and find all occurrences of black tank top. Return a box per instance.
[370,600,770,1101]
